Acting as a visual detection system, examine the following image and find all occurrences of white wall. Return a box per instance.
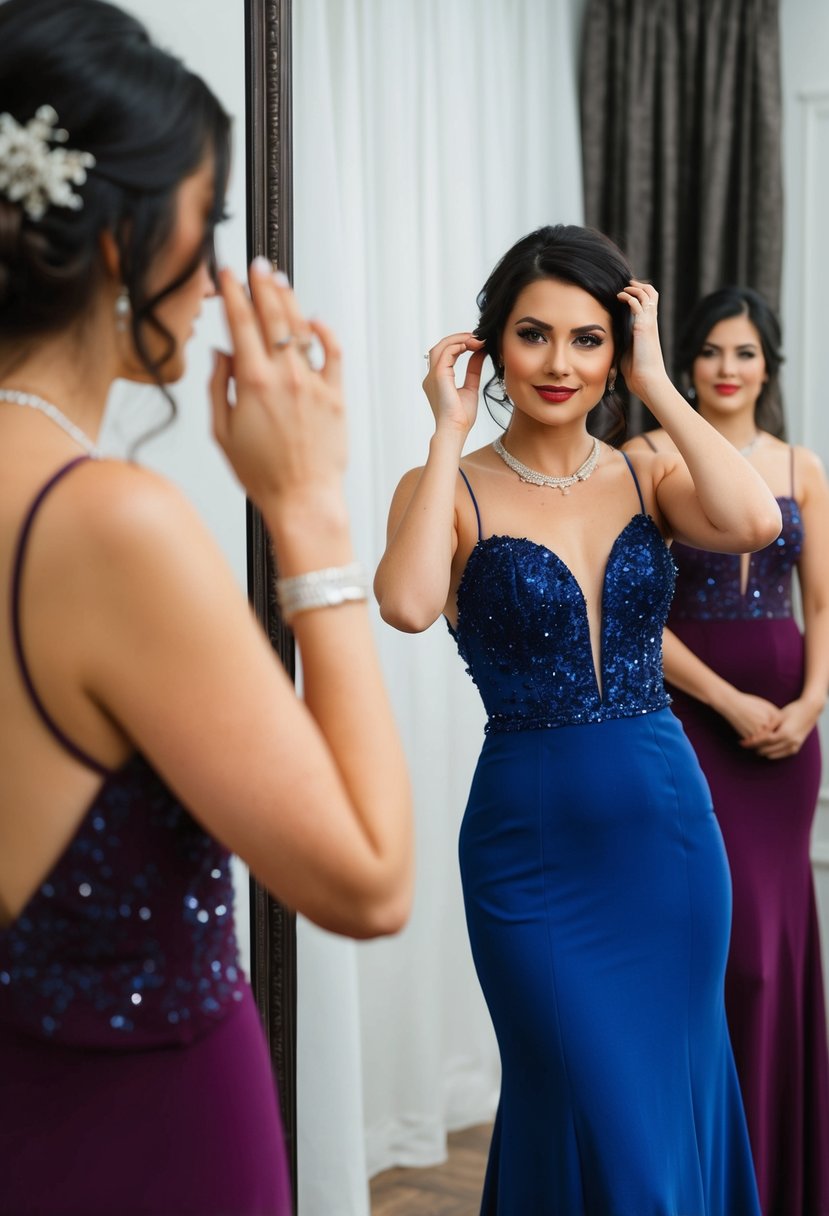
[98,0,252,970]
[780,0,829,991]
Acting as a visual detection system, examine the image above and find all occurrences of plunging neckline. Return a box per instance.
[451,513,665,703]
[669,494,797,600]
[738,494,796,598]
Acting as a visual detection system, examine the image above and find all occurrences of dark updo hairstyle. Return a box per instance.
[676,287,785,439]
[0,0,231,424]
[474,224,634,444]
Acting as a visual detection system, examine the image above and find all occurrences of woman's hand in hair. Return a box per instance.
[211,262,346,513]
[421,332,486,437]
[616,279,671,404]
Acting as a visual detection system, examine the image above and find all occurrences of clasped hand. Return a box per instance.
[738,697,819,760]
[721,686,817,759]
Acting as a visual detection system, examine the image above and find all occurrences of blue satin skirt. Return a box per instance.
[459,708,760,1216]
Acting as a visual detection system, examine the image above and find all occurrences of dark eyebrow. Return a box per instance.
[702,341,759,351]
[515,315,607,335]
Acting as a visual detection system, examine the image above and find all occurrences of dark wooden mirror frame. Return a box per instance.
[244,0,298,1207]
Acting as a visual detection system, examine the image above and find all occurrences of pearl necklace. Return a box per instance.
[0,388,102,457]
[492,435,601,495]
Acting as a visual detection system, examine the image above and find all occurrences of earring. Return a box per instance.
[115,286,131,333]
[687,386,697,401]
[607,375,617,395]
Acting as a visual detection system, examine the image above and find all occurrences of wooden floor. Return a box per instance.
[369,1123,491,1216]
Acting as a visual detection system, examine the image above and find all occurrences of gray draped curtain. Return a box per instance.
[579,0,783,431]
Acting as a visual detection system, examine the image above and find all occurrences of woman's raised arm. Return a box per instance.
[619,281,782,552]
[374,332,484,631]
[77,265,414,939]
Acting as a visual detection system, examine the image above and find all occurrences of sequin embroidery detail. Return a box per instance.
[0,755,246,1047]
[448,514,675,732]
[670,497,801,622]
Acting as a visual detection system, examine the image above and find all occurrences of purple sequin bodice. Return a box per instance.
[448,514,676,732]
[669,497,802,622]
[0,754,245,1049]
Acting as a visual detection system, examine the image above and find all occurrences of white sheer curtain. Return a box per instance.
[293,4,583,1212]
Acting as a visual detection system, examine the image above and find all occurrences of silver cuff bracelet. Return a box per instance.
[276,561,370,624]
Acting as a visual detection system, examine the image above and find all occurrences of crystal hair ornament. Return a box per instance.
[0,105,95,221]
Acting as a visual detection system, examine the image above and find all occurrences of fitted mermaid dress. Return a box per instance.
[666,465,829,1216]
[0,459,291,1216]
[448,457,760,1215]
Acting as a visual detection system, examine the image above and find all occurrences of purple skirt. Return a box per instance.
[0,986,291,1215]
[669,616,829,1216]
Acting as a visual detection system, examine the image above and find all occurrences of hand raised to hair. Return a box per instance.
[422,332,486,436]
[210,262,346,511]
[617,280,671,403]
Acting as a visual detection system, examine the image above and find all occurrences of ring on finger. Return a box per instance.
[272,334,294,351]
[296,336,315,367]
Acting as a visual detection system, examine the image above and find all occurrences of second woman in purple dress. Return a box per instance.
[626,286,829,1216]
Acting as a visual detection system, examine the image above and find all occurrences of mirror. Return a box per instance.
[287,2,829,1214]
[243,0,299,1197]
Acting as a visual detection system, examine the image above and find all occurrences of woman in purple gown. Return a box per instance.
[0,3,413,1213]
[626,286,829,1215]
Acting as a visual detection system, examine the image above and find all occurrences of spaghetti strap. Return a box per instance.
[458,467,483,541]
[621,451,647,515]
[790,445,796,498]
[10,456,111,776]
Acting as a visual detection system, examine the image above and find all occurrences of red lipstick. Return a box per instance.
[714,384,739,396]
[535,386,576,403]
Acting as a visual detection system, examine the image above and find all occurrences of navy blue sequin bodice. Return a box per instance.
[449,505,676,733]
[669,497,802,621]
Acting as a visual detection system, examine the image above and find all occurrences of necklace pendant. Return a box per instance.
[559,485,570,496]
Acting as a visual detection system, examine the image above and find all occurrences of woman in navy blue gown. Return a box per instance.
[375,226,780,1214]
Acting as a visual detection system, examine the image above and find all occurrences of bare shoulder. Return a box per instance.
[67,459,219,559]
[792,444,829,501]
[393,464,425,491]
[616,433,681,486]
[621,428,675,454]
[460,440,498,468]
[52,459,235,614]
[386,464,425,517]
[792,443,827,480]
[55,457,192,523]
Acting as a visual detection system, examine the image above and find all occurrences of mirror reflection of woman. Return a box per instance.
[0,3,412,1213]
[376,225,781,1214]
[625,287,829,1215]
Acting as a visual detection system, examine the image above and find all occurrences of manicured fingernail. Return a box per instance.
[251,256,272,276]
[274,270,290,286]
